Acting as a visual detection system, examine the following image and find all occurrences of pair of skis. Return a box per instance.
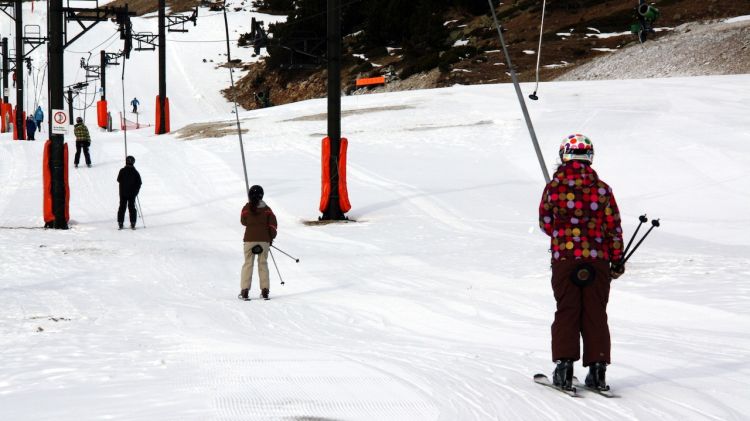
[533,374,619,398]
[238,295,270,302]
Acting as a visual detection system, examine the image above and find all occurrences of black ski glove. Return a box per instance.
[610,263,625,280]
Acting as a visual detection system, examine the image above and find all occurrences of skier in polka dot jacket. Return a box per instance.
[539,160,624,264]
[539,134,625,388]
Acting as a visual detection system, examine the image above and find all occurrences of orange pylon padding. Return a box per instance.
[97,100,108,128]
[155,95,170,134]
[319,137,351,213]
[43,141,70,224]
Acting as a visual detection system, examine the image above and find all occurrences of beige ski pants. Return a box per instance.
[240,242,270,291]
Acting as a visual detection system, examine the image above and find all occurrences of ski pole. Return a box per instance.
[269,249,285,285]
[621,218,660,265]
[622,214,648,257]
[136,196,146,228]
[271,244,299,263]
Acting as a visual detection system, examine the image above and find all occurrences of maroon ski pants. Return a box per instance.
[550,259,611,366]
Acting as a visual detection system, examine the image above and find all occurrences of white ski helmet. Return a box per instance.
[559,134,594,163]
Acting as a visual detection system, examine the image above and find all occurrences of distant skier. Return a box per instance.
[117,155,142,230]
[238,185,277,301]
[254,89,272,108]
[538,134,624,391]
[34,106,44,131]
[25,116,36,141]
[131,97,140,114]
[73,117,92,168]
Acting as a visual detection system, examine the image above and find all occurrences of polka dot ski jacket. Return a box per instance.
[539,161,624,264]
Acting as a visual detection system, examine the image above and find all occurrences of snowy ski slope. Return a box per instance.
[1,3,749,420]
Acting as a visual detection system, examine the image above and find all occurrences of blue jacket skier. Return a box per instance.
[25,116,36,140]
[130,97,140,113]
[34,106,44,131]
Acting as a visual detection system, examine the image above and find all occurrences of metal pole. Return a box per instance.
[322,0,344,220]
[486,0,550,184]
[622,219,660,264]
[100,50,106,100]
[1,38,8,104]
[622,214,647,258]
[48,0,68,229]
[67,88,73,125]
[223,7,231,63]
[157,0,166,134]
[222,5,251,202]
[15,0,25,139]
[121,48,128,157]
[270,244,300,263]
[136,196,146,228]
[269,249,285,285]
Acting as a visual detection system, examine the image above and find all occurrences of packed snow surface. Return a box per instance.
[1,3,750,421]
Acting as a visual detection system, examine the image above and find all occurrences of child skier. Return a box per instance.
[538,134,624,391]
[117,156,142,230]
[239,185,277,301]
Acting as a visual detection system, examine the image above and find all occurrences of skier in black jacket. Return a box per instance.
[117,156,142,230]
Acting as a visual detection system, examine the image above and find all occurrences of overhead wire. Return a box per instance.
[529,0,547,100]
[66,30,120,53]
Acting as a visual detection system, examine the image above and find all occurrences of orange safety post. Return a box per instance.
[42,140,53,223]
[96,100,108,128]
[2,102,12,133]
[319,137,332,212]
[64,143,70,221]
[355,76,385,87]
[42,141,71,225]
[318,137,352,213]
[337,138,352,212]
[155,95,171,134]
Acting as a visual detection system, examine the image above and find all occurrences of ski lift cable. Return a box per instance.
[33,63,48,109]
[485,0,550,184]
[67,30,119,54]
[223,5,251,203]
[530,0,547,100]
[121,50,128,157]
[72,82,98,111]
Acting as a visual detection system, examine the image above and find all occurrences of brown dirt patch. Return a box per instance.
[174,121,249,140]
[282,105,414,122]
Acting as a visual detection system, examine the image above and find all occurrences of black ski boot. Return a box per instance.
[553,359,574,390]
[261,288,269,300]
[585,362,608,390]
[238,289,249,301]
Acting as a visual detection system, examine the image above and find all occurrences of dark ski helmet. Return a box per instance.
[126,156,135,165]
[249,185,264,201]
[76,117,83,124]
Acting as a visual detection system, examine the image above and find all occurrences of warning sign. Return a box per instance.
[51,109,69,135]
